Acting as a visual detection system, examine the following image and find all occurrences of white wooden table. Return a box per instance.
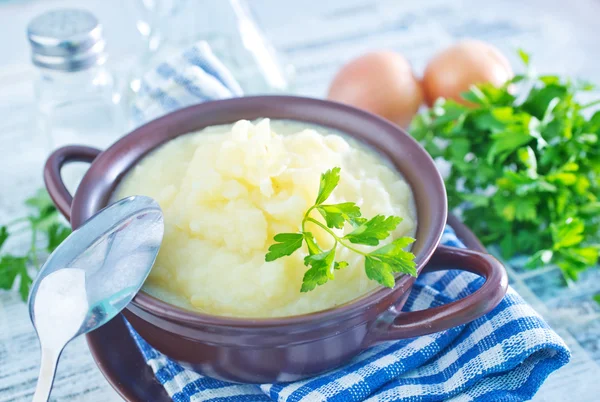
[1,0,600,400]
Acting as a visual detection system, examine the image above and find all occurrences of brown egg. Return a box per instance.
[422,39,513,106]
[327,51,423,128]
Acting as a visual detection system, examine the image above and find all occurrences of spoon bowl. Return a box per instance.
[28,195,164,402]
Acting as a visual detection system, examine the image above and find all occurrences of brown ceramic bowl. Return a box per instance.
[44,96,508,384]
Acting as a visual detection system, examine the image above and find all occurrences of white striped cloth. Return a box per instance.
[128,42,570,401]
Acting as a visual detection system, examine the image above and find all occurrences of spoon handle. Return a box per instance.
[32,346,62,402]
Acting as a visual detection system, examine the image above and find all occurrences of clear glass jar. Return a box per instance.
[28,9,125,193]
[34,65,123,150]
[129,0,294,97]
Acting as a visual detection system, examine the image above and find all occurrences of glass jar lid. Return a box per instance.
[27,9,107,72]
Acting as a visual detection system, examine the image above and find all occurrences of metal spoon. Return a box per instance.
[28,196,164,402]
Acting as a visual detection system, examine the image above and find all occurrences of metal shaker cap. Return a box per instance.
[27,9,107,72]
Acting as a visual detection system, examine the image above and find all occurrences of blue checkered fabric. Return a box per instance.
[129,43,570,401]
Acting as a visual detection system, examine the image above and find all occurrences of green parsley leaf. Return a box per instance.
[334,261,348,270]
[27,187,62,232]
[461,86,489,106]
[363,238,417,287]
[265,233,304,262]
[410,49,600,282]
[317,202,364,229]
[559,247,599,266]
[0,226,8,251]
[265,167,417,292]
[47,223,71,253]
[0,255,30,301]
[518,48,530,66]
[344,215,402,246]
[368,237,417,276]
[0,255,23,289]
[593,293,600,306]
[30,212,60,232]
[487,128,534,164]
[301,248,336,292]
[25,188,56,217]
[551,218,585,249]
[1,188,73,302]
[315,167,341,204]
[580,202,600,216]
[19,267,32,301]
[364,256,396,288]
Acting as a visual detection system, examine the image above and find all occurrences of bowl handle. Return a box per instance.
[366,245,508,344]
[44,145,102,222]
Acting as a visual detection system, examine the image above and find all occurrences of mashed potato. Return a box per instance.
[114,119,416,317]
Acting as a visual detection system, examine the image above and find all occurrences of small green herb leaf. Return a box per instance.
[47,223,71,253]
[26,188,62,232]
[518,48,530,66]
[1,188,72,302]
[372,236,415,253]
[301,248,336,292]
[364,257,396,288]
[317,202,364,229]
[30,213,60,232]
[551,218,585,249]
[25,188,55,217]
[487,129,534,164]
[265,233,304,262]
[461,86,488,106]
[344,215,402,246]
[315,167,341,205]
[368,237,417,276]
[334,261,348,270]
[0,255,23,289]
[0,226,8,251]
[19,268,32,301]
[0,255,30,301]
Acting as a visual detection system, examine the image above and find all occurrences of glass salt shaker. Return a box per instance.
[27,9,124,151]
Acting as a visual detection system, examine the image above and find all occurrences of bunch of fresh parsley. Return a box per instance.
[410,50,600,282]
[265,167,417,292]
[0,189,71,300]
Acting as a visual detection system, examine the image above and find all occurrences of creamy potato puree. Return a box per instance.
[114,119,416,317]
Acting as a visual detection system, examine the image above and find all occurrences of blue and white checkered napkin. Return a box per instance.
[128,43,570,401]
